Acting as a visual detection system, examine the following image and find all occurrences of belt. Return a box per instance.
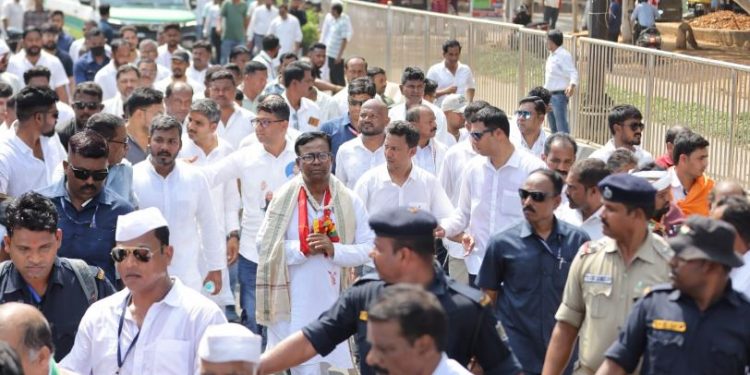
[550,90,566,95]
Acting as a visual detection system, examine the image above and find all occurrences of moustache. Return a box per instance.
[81,185,97,192]
[601,218,609,228]
[523,205,535,213]
[371,365,389,375]
[157,151,172,157]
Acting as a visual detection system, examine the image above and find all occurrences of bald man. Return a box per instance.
[0,303,72,375]
[335,98,389,188]
[710,180,747,210]
[165,81,195,124]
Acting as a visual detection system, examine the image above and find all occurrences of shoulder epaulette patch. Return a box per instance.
[96,268,105,280]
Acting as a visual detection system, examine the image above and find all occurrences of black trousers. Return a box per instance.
[328,56,345,86]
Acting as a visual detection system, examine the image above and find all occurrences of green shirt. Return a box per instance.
[220,1,248,42]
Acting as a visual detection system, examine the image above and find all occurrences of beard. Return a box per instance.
[26,46,41,56]
[652,204,670,221]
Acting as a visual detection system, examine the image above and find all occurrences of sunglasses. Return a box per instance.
[70,166,109,181]
[298,152,332,163]
[72,101,103,111]
[111,246,154,263]
[470,129,494,141]
[515,110,532,120]
[622,122,645,132]
[251,118,285,128]
[519,188,551,202]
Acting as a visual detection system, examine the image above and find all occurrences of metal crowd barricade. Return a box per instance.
[343,0,750,187]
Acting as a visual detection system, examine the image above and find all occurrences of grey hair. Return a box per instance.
[190,99,220,124]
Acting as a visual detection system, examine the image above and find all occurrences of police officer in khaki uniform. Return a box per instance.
[596,216,750,375]
[542,174,673,375]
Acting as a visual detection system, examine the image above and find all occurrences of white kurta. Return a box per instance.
[59,278,227,375]
[178,136,240,305]
[414,139,448,176]
[257,188,374,370]
[132,159,226,291]
[216,104,256,150]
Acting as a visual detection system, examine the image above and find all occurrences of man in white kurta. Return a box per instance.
[255,132,373,375]
[267,5,303,55]
[177,99,240,308]
[132,115,225,292]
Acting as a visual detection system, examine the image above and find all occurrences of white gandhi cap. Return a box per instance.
[115,207,169,242]
[198,323,262,363]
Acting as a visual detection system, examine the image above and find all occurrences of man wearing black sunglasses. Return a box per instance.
[588,105,654,168]
[438,106,546,285]
[55,82,104,150]
[478,169,590,375]
[39,130,134,284]
[60,207,227,374]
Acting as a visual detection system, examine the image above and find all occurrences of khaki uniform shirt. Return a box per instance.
[555,232,673,374]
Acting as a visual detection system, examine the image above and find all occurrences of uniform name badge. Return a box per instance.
[652,319,687,333]
[583,273,613,284]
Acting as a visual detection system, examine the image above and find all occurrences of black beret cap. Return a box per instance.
[598,173,656,205]
[668,216,743,268]
[369,207,438,238]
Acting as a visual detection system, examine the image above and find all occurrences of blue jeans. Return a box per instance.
[238,255,261,334]
[548,93,570,134]
[220,39,242,65]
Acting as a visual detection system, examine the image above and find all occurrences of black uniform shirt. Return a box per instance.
[303,264,522,375]
[605,282,750,375]
[0,257,115,361]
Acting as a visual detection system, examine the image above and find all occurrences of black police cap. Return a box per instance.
[368,207,437,238]
[597,173,656,205]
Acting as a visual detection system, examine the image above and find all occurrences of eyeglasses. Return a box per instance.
[108,138,128,146]
[469,129,494,141]
[251,118,285,128]
[518,189,552,202]
[515,110,532,120]
[70,166,109,181]
[72,101,103,111]
[622,122,645,131]
[111,246,155,263]
[298,152,332,163]
[348,99,367,107]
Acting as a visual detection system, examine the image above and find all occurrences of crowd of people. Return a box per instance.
[0,1,749,374]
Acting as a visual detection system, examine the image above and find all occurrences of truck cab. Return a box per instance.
[49,0,198,45]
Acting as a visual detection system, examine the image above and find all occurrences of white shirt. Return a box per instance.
[156,44,190,70]
[556,205,605,241]
[335,136,386,189]
[56,102,75,130]
[102,93,125,117]
[0,134,67,197]
[414,139,448,176]
[252,50,277,82]
[248,4,278,36]
[432,353,473,375]
[510,128,547,159]
[203,139,298,263]
[202,2,221,35]
[315,89,339,124]
[186,65,208,86]
[93,61,120,100]
[324,14,353,59]
[132,160,226,291]
[588,138,654,167]
[0,71,23,94]
[258,180,373,369]
[267,15,302,55]
[440,148,547,274]
[216,103,256,150]
[438,139,477,206]
[355,163,454,219]
[426,61,476,107]
[284,94,322,133]
[59,278,227,375]
[1,0,23,30]
[544,46,578,92]
[7,50,69,91]
[668,167,687,201]
[388,100,447,138]
[731,251,750,298]
[436,128,469,148]
[319,12,353,44]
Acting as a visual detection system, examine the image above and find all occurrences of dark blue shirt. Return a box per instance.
[304,263,523,375]
[54,49,74,78]
[609,1,622,33]
[99,20,114,43]
[320,114,357,166]
[73,52,110,83]
[477,218,590,374]
[0,257,115,360]
[38,179,134,284]
[605,283,750,375]
[57,31,74,54]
